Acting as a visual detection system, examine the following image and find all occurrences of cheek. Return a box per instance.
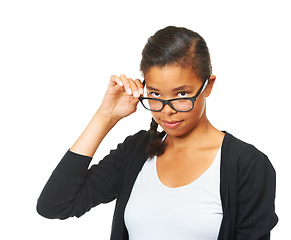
[193,97,206,117]
[184,96,206,116]
[181,99,206,130]
[151,112,160,123]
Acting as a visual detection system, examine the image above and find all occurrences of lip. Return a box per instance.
[161,120,183,129]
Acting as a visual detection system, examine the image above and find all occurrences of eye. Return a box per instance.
[149,92,161,98]
[177,91,188,97]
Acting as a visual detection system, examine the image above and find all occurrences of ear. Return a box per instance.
[205,75,216,97]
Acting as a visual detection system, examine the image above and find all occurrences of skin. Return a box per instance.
[70,74,144,157]
[70,65,224,188]
[145,66,225,187]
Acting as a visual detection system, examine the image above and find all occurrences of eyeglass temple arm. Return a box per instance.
[194,78,209,97]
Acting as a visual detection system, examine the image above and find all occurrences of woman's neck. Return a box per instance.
[165,116,223,153]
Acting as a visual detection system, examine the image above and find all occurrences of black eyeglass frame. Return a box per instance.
[139,78,209,112]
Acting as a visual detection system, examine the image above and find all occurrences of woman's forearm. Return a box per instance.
[70,110,119,157]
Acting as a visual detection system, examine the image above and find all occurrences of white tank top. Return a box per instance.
[124,147,223,240]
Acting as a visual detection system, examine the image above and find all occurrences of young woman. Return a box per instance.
[37,26,278,239]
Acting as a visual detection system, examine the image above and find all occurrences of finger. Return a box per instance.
[120,74,133,96]
[126,78,139,98]
[134,79,144,95]
[110,75,123,87]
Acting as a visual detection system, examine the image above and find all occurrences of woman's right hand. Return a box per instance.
[70,74,143,157]
[97,74,144,121]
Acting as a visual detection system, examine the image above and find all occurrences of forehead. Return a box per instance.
[145,66,201,90]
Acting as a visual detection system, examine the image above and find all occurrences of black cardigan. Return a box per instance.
[37,131,278,239]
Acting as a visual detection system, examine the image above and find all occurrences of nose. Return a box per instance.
[161,103,176,115]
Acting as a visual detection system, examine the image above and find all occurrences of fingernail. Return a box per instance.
[133,91,139,98]
[118,81,123,86]
[139,88,144,94]
[127,88,132,95]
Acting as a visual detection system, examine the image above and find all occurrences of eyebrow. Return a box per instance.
[146,86,160,91]
[172,85,195,92]
[146,85,195,92]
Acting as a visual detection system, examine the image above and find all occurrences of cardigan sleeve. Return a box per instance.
[36,133,137,220]
[235,151,278,239]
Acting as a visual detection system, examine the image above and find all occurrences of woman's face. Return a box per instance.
[144,65,214,138]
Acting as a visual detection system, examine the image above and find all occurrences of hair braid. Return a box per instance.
[146,118,167,158]
[149,117,158,137]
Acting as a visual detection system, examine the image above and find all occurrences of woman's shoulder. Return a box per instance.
[123,129,166,145]
[124,130,150,143]
[222,131,259,152]
[118,130,151,152]
[222,131,272,168]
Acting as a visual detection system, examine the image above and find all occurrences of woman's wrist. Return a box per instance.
[70,110,119,157]
[95,108,121,124]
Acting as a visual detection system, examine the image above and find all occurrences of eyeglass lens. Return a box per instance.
[142,98,193,111]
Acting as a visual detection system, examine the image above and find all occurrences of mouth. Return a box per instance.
[161,120,183,129]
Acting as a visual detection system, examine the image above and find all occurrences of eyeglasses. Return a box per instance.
[139,78,208,112]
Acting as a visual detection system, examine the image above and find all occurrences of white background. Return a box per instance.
[1,0,290,239]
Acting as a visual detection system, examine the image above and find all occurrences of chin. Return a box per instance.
[162,127,191,138]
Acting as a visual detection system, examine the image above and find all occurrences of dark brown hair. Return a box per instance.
[140,26,212,158]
